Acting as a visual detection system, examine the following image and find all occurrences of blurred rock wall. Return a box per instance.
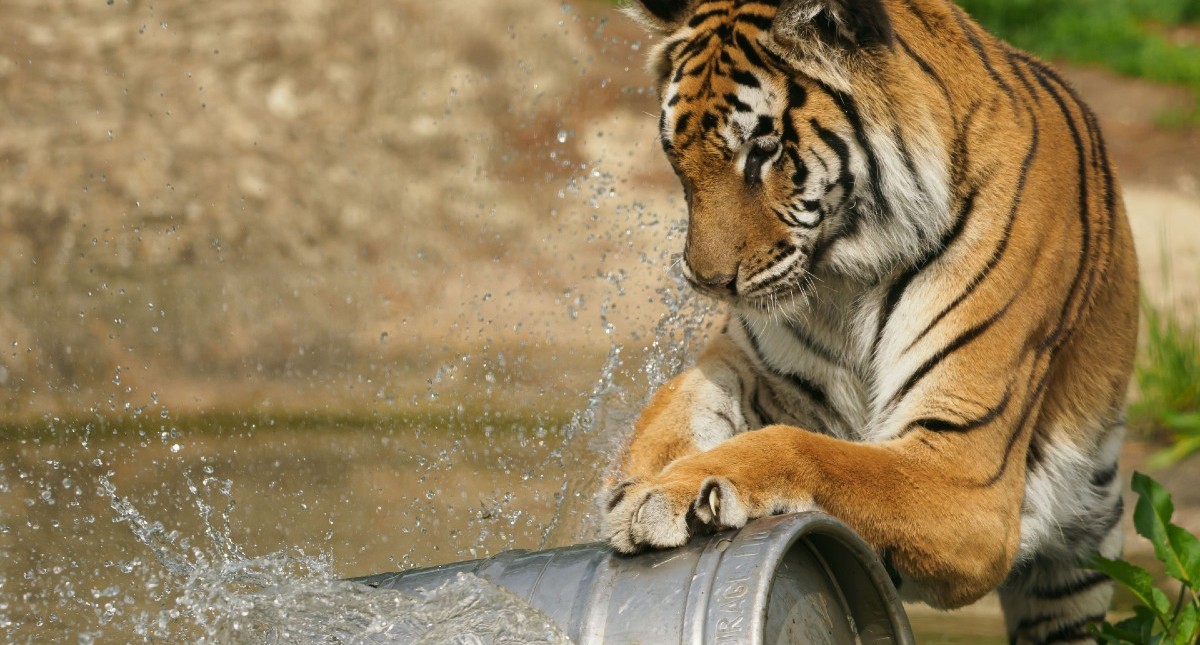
[0,0,687,415]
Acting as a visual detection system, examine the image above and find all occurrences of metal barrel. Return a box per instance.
[352,512,914,644]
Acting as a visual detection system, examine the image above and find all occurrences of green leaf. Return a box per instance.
[1095,616,1148,644]
[1131,472,1200,587]
[1174,601,1199,645]
[1094,555,1173,619]
[1089,625,1126,645]
[1167,524,1200,589]
[1128,605,1164,644]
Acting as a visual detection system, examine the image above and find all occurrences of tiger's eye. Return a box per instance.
[745,140,779,185]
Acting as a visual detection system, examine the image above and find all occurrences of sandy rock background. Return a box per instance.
[0,0,1196,420]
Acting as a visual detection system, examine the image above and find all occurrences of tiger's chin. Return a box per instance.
[735,289,812,315]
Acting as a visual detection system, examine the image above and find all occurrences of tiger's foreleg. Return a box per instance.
[605,422,1030,607]
[604,334,762,551]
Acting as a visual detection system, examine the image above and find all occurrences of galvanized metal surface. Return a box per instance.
[352,512,915,644]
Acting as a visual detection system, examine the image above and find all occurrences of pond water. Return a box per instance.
[3,405,626,641]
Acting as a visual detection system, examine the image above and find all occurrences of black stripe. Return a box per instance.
[675,33,714,69]
[787,147,809,186]
[810,119,855,209]
[835,93,886,214]
[724,92,752,112]
[1032,571,1111,600]
[808,206,862,269]
[1090,463,1118,489]
[810,80,888,214]
[1024,63,1092,353]
[687,7,728,29]
[729,68,759,88]
[890,117,922,197]
[950,96,982,181]
[983,366,1050,486]
[907,384,1013,434]
[907,102,1039,352]
[1013,613,1059,634]
[734,12,774,31]
[895,34,954,113]
[661,37,689,62]
[655,38,690,86]
[787,80,808,111]
[1017,53,1113,275]
[757,39,792,69]
[1025,432,1044,471]
[746,258,799,292]
[887,296,1016,409]
[949,100,983,188]
[774,206,804,228]
[1005,50,1040,105]
[950,5,1015,102]
[780,82,807,149]
[714,409,738,433]
[784,321,842,367]
[1043,613,1106,643]
[733,31,768,71]
[748,385,772,427]
[874,186,978,357]
[900,0,938,35]
[674,112,692,137]
[752,114,773,139]
[1093,496,1124,539]
[740,316,834,410]
[1027,54,1117,331]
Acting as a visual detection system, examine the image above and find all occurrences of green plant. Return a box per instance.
[1131,298,1200,466]
[1091,472,1200,644]
[956,0,1200,126]
[955,0,1200,90]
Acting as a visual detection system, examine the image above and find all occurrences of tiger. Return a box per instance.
[600,0,1139,642]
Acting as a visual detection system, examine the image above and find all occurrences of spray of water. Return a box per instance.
[1,4,725,641]
[95,470,571,643]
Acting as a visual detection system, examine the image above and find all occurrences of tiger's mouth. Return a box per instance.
[682,256,813,311]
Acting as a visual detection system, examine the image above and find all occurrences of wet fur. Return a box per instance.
[605,0,1137,641]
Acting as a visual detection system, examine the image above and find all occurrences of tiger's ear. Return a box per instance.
[622,0,696,33]
[772,0,894,50]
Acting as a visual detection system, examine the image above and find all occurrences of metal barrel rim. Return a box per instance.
[350,512,914,644]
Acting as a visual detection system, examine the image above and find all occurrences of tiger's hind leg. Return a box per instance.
[999,494,1124,644]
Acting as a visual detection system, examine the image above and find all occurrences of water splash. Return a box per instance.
[94,471,570,643]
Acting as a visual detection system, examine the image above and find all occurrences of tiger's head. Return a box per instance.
[628,0,942,308]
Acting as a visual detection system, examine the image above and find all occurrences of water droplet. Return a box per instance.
[556,130,568,144]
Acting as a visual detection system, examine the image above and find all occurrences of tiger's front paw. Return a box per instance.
[602,473,752,554]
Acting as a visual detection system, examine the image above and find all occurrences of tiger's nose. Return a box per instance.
[693,271,738,296]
